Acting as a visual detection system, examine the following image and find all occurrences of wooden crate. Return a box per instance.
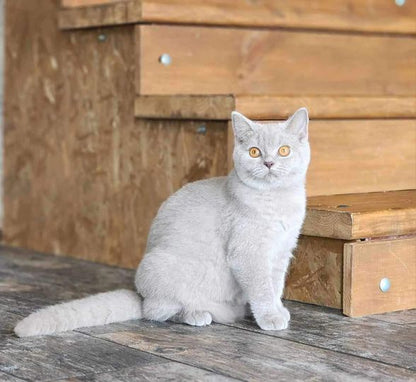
[285,191,416,316]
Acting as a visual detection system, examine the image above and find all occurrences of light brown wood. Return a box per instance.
[62,0,128,7]
[59,0,141,29]
[136,25,416,96]
[343,237,416,317]
[303,190,416,240]
[59,0,416,34]
[135,95,234,120]
[5,0,228,269]
[228,120,416,197]
[135,95,416,120]
[284,236,344,309]
[234,96,416,121]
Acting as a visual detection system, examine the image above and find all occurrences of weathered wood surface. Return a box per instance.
[284,236,343,309]
[228,120,416,196]
[1,246,415,381]
[136,25,416,96]
[135,95,416,120]
[343,237,416,317]
[62,0,129,7]
[5,0,228,268]
[59,0,141,29]
[59,0,416,34]
[303,190,416,240]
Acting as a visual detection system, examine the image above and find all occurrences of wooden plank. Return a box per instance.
[5,1,229,268]
[59,0,416,34]
[303,190,416,240]
[135,95,416,120]
[370,309,416,325]
[62,0,128,7]
[59,0,141,29]
[235,96,416,120]
[135,95,234,120]
[228,120,416,197]
[229,300,416,371]
[141,0,416,35]
[284,236,344,309]
[343,237,416,317]
[54,363,238,381]
[136,25,416,96]
[80,320,416,380]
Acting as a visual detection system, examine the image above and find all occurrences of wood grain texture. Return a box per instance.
[303,190,416,239]
[343,237,416,317]
[59,0,416,33]
[230,301,416,371]
[135,95,416,120]
[136,25,416,96]
[234,96,416,120]
[4,0,228,268]
[62,0,128,7]
[59,0,141,29]
[284,236,344,309]
[81,320,416,380]
[135,95,234,120]
[228,120,416,196]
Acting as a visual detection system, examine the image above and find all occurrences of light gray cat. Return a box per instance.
[15,108,310,337]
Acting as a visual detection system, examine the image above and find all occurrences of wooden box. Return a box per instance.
[285,191,416,317]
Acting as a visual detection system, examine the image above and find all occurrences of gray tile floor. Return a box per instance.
[0,246,415,381]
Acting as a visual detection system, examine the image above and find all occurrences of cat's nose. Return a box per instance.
[264,161,274,169]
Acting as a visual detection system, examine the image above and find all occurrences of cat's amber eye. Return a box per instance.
[249,147,261,158]
[278,145,291,157]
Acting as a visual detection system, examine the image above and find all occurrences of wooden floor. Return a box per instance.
[0,246,415,381]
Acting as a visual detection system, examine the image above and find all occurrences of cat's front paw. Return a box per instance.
[256,312,289,331]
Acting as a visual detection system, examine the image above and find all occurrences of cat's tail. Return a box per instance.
[14,289,142,337]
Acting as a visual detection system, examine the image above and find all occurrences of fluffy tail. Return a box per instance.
[14,289,142,337]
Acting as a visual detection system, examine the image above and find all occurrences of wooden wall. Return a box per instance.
[4,0,228,268]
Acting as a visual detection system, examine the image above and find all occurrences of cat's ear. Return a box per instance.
[286,107,309,142]
[231,111,255,142]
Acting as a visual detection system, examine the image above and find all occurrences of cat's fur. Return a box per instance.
[14,108,310,337]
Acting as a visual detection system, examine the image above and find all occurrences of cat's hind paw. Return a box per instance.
[183,311,212,326]
[256,312,289,331]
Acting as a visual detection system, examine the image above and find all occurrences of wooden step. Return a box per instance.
[135,95,416,120]
[135,25,416,96]
[59,0,416,34]
[303,190,416,239]
[284,190,416,316]
[227,119,416,197]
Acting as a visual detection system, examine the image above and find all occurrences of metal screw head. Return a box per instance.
[395,0,406,6]
[98,34,107,42]
[196,124,207,134]
[159,53,172,66]
[379,278,391,292]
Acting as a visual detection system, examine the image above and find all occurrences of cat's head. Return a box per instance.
[231,108,310,190]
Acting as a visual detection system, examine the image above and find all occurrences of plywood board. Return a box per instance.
[284,236,344,309]
[343,237,416,317]
[4,0,228,269]
[227,120,416,197]
[62,0,128,7]
[136,25,416,96]
[303,190,416,240]
[135,95,416,120]
[60,0,416,34]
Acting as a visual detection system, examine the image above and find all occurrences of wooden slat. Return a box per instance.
[136,25,416,96]
[59,0,416,34]
[284,236,344,309]
[59,0,141,29]
[343,237,416,317]
[135,95,416,120]
[303,190,416,240]
[62,0,128,7]
[228,120,416,198]
[135,95,234,120]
